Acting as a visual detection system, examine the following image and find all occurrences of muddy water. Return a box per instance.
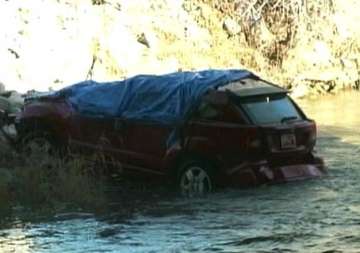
[2,92,360,253]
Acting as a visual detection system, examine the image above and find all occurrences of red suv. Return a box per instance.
[15,70,325,195]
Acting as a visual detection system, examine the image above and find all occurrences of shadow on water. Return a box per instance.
[1,92,360,252]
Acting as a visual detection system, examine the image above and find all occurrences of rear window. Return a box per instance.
[238,94,302,124]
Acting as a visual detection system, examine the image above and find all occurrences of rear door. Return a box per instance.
[184,100,259,169]
[68,114,128,168]
[118,120,172,175]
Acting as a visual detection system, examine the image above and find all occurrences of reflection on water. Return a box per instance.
[1,91,360,253]
[297,92,360,129]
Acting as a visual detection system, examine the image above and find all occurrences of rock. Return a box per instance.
[0,91,23,113]
[7,91,23,113]
[92,0,106,5]
[137,32,151,48]
[223,17,241,37]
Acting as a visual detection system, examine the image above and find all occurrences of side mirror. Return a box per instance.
[203,90,228,105]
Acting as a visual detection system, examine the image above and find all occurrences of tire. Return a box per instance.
[177,159,214,197]
[19,131,58,157]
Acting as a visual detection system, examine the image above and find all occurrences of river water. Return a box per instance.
[1,92,360,253]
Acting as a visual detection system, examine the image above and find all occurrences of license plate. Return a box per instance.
[280,134,296,149]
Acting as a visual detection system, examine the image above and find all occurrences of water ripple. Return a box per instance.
[2,92,360,252]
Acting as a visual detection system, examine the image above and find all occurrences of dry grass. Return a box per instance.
[14,157,107,209]
[184,0,360,95]
[2,0,358,95]
[0,140,107,213]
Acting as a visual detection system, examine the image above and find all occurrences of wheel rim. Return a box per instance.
[180,166,212,197]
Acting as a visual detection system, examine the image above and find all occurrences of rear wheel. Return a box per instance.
[178,160,213,197]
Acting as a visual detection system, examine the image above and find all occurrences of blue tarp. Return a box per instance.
[56,69,253,125]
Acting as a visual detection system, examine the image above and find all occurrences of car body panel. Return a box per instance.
[15,75,326,187]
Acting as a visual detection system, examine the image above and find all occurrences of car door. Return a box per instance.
[68,114,128,169]
[116,119,172,176]
[184,100,258,170]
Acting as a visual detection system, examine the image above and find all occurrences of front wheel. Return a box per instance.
[178,160,213,197]
[19,131,58,157]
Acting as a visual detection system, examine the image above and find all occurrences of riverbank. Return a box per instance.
[1,0,359,97]
[0,142,108,214]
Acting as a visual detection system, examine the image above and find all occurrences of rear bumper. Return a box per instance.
[225,156,326,187]
[261,162,325,183]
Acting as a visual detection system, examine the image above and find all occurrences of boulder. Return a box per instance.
[223,17,241,37]
[0,91,23,114]
[7,91,24,113]
[137,32,151,48]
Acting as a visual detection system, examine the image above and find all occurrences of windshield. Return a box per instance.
[238,94,303,124]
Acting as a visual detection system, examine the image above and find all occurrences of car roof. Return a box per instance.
[55,69,254,124]
[219,77,288,97]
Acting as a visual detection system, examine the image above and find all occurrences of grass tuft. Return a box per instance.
[0,139,107,213]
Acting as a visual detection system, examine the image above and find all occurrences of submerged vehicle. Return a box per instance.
[14,69,325,195]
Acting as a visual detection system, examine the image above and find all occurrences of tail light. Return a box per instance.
[309,122,317,144]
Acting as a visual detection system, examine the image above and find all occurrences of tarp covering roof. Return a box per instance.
[56,69,254,124]
[220,78,287,97]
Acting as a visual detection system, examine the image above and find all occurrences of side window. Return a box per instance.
[196,102,220,120]
[194,101,245,123]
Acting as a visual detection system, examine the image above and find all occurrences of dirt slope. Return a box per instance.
[0,0,359,97]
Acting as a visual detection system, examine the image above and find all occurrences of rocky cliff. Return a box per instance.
[1,0,359,97]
